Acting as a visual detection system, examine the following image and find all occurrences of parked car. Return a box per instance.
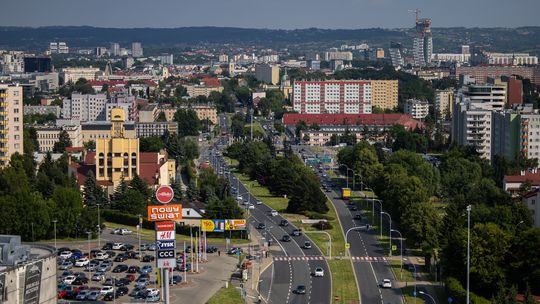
[74,258,89,267]
[118,228,132,235]
[92,272,106,282]
[125,274,136,282]
[75,290,90,301]
[140,265,153,274]
[112,264,129,273]
[62,275,77,285]
[59,261,73,270]
[86,290,100,301]
[140,244,148,251]
[95,252,109,260]
[115,277,130,287]
[142,255,155,262]
[145,293,160,302]
[227,247,242,255]
[170,275,182,285]
[114,254,128,262]
[102,243,113,250]
[59,251,73,259]
[119,244,134,251]
[115,286,129,296]
[135,277,150,288]
[100,286,114,295]
[147,244,157,251]
[206,246,218,253]
[112,243,124,250]
[127,265,140,273]
[103,292,119,301]
[72,276,89,285]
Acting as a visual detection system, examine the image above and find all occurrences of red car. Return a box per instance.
[125,274,136,282]
[57,290,68,299]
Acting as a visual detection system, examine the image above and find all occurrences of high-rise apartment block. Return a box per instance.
[456,65,540,86]
[0,84,23,167]
[371,80,398,110]
[413,16,433,67]
[404,99,430,119]
[110,43,120,57]
[255,64,279,85]
[131,42,143,58]
[324,51,353,61]
[389,42,404,68]
[49,42,69,54]
[292,80,373,114]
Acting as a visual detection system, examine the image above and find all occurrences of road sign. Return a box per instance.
[147,204,182,221]
[345,243,350,249]
[157,258,177,268]
[156,185,174,204]
[155,221,175,231]
[156,240,176,250]
[156,230,176,240]
[392,245,397,251]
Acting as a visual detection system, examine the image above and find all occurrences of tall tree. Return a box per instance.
[174,108,201,136]
[83,170,107,206]
[53,130,72,153]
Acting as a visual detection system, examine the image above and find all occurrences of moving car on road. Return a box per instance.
[314,267,324,277]
[294,285,306,294]
[302,241,312,249]
[381,279,392,288]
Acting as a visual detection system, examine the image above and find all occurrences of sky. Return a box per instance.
[3,0,539,29]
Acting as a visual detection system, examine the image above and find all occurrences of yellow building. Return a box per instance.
[0,84,23,167]
[371,80,398,110]
[95,108,140,189]
[160,104,218,124]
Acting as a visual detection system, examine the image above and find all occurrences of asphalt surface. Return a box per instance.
[204,129,331,303]
[294,145,404,304]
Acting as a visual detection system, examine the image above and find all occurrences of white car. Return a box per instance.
[59,251,72,259]
[119,228,132,235]
[112,243,124,250]
[270,210,278,217]
[95,252,109,260]
[381,279,392,288]
[243,200,250,205]
[63,275,77,285]
[256,200,262,205]
[74,258,89,267]
[248,204,255,210]
[100,286,114,295]
[313,267,324,277]
[146,288,160,297]
[236,195,243,201]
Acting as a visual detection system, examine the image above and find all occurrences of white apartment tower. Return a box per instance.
[62,93,108,122]
[131,42,143,58]
[413,17,433,67]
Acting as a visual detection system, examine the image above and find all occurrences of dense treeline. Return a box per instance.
[338,141,540,300]
[226,140,328,214]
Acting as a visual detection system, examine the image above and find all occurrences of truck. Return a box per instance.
[341,188,351,200]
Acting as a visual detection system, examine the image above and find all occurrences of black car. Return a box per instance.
[294,285,306,294]
[126,251,139,259]
[127,265,140,273]
[114,254,128,262]
[115,277,131,287]
[354,214,363,220]
[280,220,289,227]
[105,250,116,258]
[112,264,129,273]
[103,292,119,301]
[116,286,129,296]
[282,235,291,242]
[256,223,266,229]
[170,275,182,285]
[129,286,146,297]
[71,277,89,285]
[142,255,155,262]
[206,246,218,253]
[350,205,358,211]
[120,244,134,251]
[102,243,113,251]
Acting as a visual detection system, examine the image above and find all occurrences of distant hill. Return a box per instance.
[0,26,539,55]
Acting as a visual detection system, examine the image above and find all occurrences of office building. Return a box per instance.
[23,105,61,117]
[0,84,23,167]
[292,80,372,114]
[307,60,321,70]
[1,51,25,74]
[184,84,223,98]
[371,80,398,110]
[218,54,229,63]
[435,89,454,120]
[95,47,108,57]
[255,64,280,85]
[123,57,135,69]
[158,54,174,65]
[456,65,540,85]
[110,43,120,56]
[131,42,143,58]
[404,99,430,119]
[376,48,385,59]
[324,51,353,61]
[61,67,100,83]
[413,16,433,67]
[507,76,524,107]
[135,122,178,138]
[49,42,69,54]
[23,57,52,73]
[62,93,107,122]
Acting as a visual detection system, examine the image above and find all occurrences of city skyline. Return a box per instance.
[2,0,540,29]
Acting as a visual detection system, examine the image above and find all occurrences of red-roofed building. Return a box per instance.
[503,169,540,195]
[283,113,424,146]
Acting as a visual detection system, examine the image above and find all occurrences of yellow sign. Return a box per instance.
[201,220,215,232]
[345,243,350,249]
[392,245,397,251]
[225,219,247,230]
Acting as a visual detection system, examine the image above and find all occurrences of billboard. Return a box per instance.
[200,219,226,232]
[147,204,182,221]
[23,261,42,304]
[225,219,247,231]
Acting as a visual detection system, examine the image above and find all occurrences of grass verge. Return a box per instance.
[328,260,360,304]
[207,284,243,304]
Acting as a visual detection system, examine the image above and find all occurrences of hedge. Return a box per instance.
[445,277,491,304]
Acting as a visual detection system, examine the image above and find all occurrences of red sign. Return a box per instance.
[155,221,175,231]
[155,185,174,204]
[147,204,182,222]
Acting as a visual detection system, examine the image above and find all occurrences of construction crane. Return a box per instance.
[408,9,421,22]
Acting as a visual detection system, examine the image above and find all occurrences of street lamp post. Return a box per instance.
[345,226,367,257]
[419,290,437,304]
[86,231,92,260]
[138,214,142,260]
[97,203,101,249]
[466,205,472,304]
[52,219,58,250]
[390,229,403,279]
[411,262,417,303]
[381,212,392,256]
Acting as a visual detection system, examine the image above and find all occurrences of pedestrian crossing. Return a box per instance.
[272,256,388,262]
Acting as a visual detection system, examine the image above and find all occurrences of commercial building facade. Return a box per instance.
[0,84,23,167]
[61,67,100,83]
[255,64,280,85]
[456,65,540,85]
[135,122,178,138]
[35,125,82,152]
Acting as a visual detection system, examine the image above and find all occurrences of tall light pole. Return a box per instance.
[466,205,471,304]
[86,231,92,260]
[97,203,101,249]
[419,291,437,304]
[391,229,403,279]
[345,226,367,257]
[52,219,58,250]
[138,214,142,260]
[381,212,392,256]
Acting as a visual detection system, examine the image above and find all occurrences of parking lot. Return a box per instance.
[56,228,200,303]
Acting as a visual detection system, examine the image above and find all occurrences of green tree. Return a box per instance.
[116,189,147,215]
[83,170,107,206]
[204,196,244,219]
[174,108,201,136]
[53,130,72,153]
[84,140,96,151]
[156,111,167,122]
[287,176,329,214]
[140,136,165,152]
[51,187,84,236]
[131,174,151,200]
[235,86,251,105]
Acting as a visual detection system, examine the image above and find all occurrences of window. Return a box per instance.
[14,117,19,122]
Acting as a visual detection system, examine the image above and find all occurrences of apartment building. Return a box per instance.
[61,67,100,83]
[159,104,218,124]
[435,89,454,120]
[35,125,82,152]
[135,122,178,138]
[371,80,398,110]
[293,80,373,114]
[185,84,223,98]
[255,64,280,85]
[0,84,23,167]
[456,65,540,85]
[62,93,108,121]
[81,121,136,143]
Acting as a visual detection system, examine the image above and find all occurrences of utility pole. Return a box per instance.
[466,205,472,304]
[250,108,254,141]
